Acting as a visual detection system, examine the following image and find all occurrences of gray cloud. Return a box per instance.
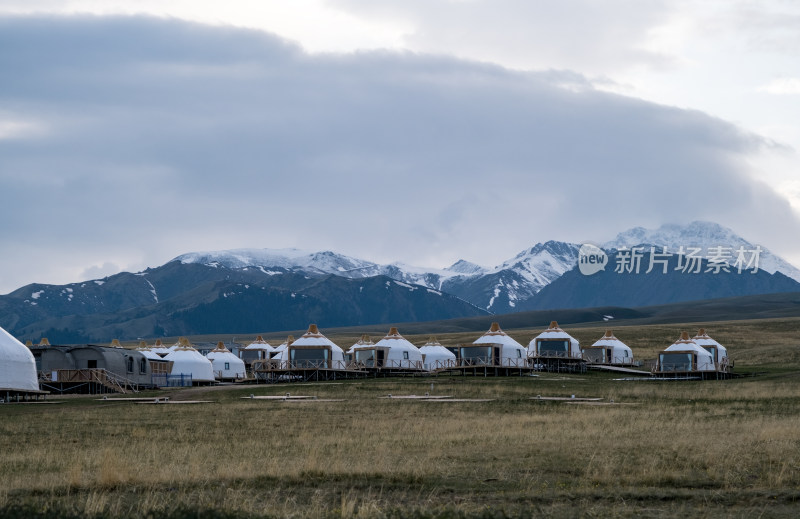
[1,14,798,293]
[328,0,679,73]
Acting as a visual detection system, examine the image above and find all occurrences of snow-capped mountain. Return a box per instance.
[603,221,800,283]
[4,220,798,342]
[174,241,580,313]
[175,248,385,278]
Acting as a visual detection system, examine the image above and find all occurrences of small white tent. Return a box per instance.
[657,332,715,373]
[207,342,246,380]
[371,327,424,370]
[584,330,634,365]
[0,326,39,392]
[419,336,456,371]
[692,329,729,371]
[243,336,276,360]
[464,322,528,367]
[284,325,345,369]
[528,321,581,359]
[164,337,215,383]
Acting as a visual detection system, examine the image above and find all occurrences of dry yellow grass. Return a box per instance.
[3,317,800,518]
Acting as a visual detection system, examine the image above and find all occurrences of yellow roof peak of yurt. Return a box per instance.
[253,335,267,343]
[110,339,122,348]
[175,337,196,351]
[383,327,403,340]
[484,322,506,336]
[694,328,711,338]
[548,321,560,330]
[39,338,51,347]
[303,324,323,338]
[25,340,33,347]
[603,330,615,339]
[138,340,148,349]
[286,335,295,344]
[212,341,230,353]
[154,339,164,347]
[356,334,373,345]
[425,336,440,345]
[676,331,693,343]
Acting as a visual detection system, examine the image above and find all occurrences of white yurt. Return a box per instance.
[242,335,276,360]
[284,325,345,369]
[347,334,375,367]
[371,327,424,370]
[584,330,634,365]
[419,336,457,371]
[464,322,528,367]
[164,337,215,383]
[207,342,246,380]
[528,321,581,359]
[0,326,39,393]
[657,332,715,373]
[692,329,729,371]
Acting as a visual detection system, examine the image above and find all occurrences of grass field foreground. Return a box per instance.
[1,318,799,518]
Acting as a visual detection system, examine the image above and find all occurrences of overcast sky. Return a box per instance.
[2,1,800,294]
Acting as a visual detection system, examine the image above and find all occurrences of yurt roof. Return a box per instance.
[663,332,710,355]
[374,327,421,352]
[419,336,456,359]
[590,330,632,351]
[208,342,245,363]
[692,328,727,352]
[533,321,579,343]
[348,334,375,353]
[473,322,525,349]
[291,325,342,351]
[0,325,39,392]
[244,335,275,351]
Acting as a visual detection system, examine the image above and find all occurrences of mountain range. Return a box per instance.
[2,221,798,342]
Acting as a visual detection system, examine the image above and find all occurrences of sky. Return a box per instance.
[1,0,800,294]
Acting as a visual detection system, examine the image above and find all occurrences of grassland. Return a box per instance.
[2,318,800,518]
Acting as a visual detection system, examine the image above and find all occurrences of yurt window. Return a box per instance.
[126,356,134,373]
[517,349,522,358]
[702,346,717,360]
[460,345,492,364]
[224,362,230,370]
[139,358,147,374]
[355,350,375,366]
[403,351,409,360]
[659,352,692,371]
[538,339,569,356]
[291,348,328,366]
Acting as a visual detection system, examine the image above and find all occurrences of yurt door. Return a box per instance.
[376,349,385,368]
[607,349,613,364]
[493,347,501,366]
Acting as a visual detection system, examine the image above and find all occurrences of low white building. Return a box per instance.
[462,322,527,367]
[207,342,246,380]
[528,321,582,360]
[583,330,634,365]
[656,332,715,374]
[692,329,730,371]
[164,337,215,383]
[282,325,345,369]
[419,336,457,371]
[0,325,39,394]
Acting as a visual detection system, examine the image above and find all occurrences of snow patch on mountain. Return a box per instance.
[605,221,800,282]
